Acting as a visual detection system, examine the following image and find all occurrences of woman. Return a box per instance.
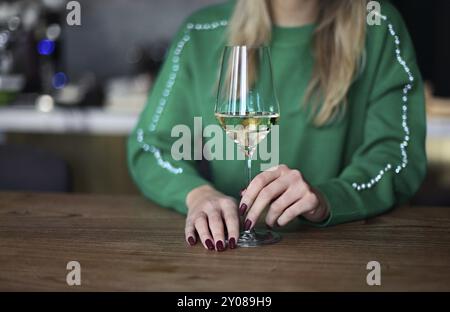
[127,0,426,251]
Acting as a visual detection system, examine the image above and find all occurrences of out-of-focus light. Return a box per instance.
[42,0,66,11]
[52,72,68,89]
[126,46,144,64]
[0,31,10,48]
[37,39,55,55]
[8,16,21,31]
[36,94,54,113]
[46,24,61,41]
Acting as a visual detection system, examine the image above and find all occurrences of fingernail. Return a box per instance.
[216,240,225,252]
[188,236,195,246]
[205,239,214,250]
[239,203,247,216]
[244,219,252,231]
[229,237,236,249]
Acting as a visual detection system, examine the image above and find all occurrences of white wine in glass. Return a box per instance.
[215,112,279,157]
[215,46,281,247]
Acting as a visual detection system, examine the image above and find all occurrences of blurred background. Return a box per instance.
[0,0,449,206]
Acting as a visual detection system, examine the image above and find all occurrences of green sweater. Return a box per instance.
[127,1,426,226]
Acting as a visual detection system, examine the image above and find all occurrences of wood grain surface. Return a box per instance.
[0,192,449,291]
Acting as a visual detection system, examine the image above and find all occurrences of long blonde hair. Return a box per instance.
[228,0,367,125]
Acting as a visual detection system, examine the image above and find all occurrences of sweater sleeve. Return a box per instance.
[311,6,427,226]
[127,20,210,214]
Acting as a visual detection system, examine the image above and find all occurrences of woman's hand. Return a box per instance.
[185,185,239,251]
[239,165,329,230]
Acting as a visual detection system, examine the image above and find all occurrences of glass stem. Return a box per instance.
[247,156,252,186]
[244,150,255,235]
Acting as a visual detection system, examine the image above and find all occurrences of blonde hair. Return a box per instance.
[228,0,367,125]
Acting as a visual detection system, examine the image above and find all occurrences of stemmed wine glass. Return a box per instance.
[215,46,281,247]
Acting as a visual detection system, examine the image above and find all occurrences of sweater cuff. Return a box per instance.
[299,179,361,227]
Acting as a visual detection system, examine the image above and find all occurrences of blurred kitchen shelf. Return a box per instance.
[0,105,139,135]
[1,105,450,138]
[427,95,450,117]
[427,116,450,138]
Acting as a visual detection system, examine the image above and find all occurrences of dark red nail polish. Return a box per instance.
[229,237,236,249]
[244,219,252,231]
[205,239,214,250]
[188,236,195,246]
[216,240,225,252]
[239,203,248,216]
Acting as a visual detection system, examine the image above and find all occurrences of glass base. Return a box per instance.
[237,229,281,247]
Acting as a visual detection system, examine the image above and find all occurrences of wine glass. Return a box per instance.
[215,45,281,247]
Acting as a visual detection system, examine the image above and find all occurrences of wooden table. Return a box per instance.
[0,192,449,291]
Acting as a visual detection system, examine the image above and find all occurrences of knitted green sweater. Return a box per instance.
[127,1,426,226]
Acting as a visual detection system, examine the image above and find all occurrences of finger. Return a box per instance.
[194,213,215,250]
[276,193,319,227]
[239,165,287,216]
[222,204,240,249]
[307,208,317,215]
[207,211,226,252]
[185,218,197,246]
[265,185,304,227]
[245,176,290,231]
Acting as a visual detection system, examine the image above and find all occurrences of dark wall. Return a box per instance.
[392,0,450,96]
[62,0,223,81]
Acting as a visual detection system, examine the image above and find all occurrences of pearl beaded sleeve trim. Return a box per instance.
[136,128,182,174]
[136,20,228,175]
[351,14,413,191]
